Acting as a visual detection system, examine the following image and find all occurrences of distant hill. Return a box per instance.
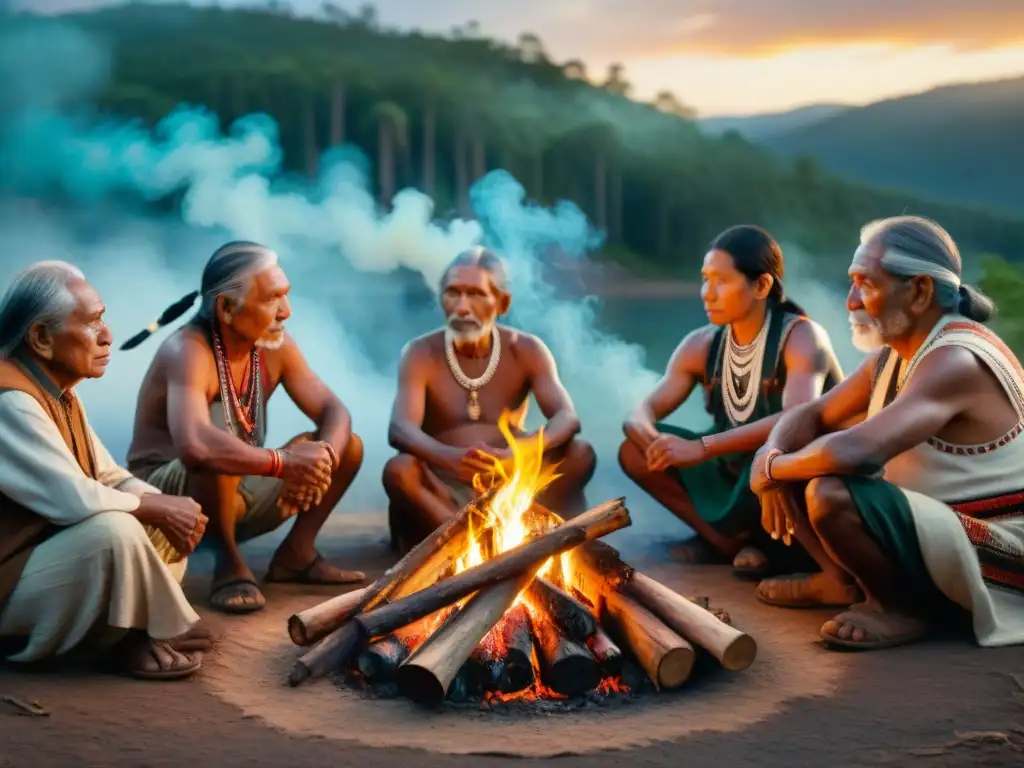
[699,103,850,141]
[758,76,1024,215]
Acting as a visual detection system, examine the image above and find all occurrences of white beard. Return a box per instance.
[849,310,884,353]
[256,333,285,350]
[447,320,489,346]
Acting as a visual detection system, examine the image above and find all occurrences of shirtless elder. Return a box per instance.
[383,247,596,552]
[125,241,364,614]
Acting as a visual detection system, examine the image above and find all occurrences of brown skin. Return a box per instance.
[619,248,840,563]
[25,276,209,677]
[127,265,364,611]
[750,238,1019,647]
[384,265,595,549]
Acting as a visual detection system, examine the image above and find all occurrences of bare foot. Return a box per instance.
[669,537,726,565]
[756,572,862,608]
[821,604,931,650]
[122,633,201,680]
[265,552,365,584]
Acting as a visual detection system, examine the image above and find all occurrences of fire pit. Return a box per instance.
[286,415,757,709]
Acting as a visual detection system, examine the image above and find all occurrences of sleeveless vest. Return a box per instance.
[702,310,840,432]
[0,356,99,614]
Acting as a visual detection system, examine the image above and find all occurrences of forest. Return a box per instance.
[6,2,1024,279]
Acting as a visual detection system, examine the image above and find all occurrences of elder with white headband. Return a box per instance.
[747,215,1024,654]
[124,241,366,615]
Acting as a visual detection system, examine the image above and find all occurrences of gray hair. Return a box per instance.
[0,260,86,358]
[439,246,509,294]
[197,241,279,319]
[860,215,995,323]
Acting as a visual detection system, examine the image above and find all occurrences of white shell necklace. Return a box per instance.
[444,326,501,421]
[721,312,771,426]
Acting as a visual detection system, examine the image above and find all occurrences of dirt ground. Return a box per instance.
[1,511,1022,767]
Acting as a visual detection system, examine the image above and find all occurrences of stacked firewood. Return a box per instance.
[285,496,757,707]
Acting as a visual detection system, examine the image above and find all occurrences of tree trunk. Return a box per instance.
[609,164,623,241]
[329,77,346,147]
[594,151,608,231]
[657,195,671,256]
[454,128,469,216]
[303,92,318,177]
[230,72,246,121]
[422,98,436,197]
[471,134,486,181]
[379,118,395,207]
[533,152,544,201]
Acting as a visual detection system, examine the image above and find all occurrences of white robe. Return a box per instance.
[0,391,200,662]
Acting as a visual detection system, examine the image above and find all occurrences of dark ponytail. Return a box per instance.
[958,283,996,323]
[709,224,807,316]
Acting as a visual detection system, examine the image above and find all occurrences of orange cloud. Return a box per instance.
[586,1,1024,58]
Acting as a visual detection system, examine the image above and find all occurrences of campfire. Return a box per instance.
[286,413,757,708]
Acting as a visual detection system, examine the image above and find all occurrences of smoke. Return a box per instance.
[0,17,863,544]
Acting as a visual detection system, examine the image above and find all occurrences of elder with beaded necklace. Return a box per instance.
[619,225,845,582]
[124,242,365,615]
[383,247,596,553]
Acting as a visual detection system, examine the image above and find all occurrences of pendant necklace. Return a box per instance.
[444,326,501,421]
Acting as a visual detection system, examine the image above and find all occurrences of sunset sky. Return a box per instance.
[18,0,1024,116]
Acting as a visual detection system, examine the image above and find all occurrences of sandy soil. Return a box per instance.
[1,511,1023,767]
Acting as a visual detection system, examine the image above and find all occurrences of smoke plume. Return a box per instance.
[0,16,861,544]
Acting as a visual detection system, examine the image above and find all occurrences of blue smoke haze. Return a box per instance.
[0,18,862,544]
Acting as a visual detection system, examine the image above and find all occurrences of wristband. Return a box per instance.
[763,448,784,481]
[699,436,711,457]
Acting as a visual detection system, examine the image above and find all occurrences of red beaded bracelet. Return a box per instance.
[266,448,283,478]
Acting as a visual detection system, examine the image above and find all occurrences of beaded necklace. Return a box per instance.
[212,321,262,444]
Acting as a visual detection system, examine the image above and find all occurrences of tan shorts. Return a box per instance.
[139,459,291,543]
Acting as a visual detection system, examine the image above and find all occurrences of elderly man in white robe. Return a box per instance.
[0,261,212,680]
[748,216,1024,651]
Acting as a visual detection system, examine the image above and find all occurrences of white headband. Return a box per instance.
[879,248,961,290]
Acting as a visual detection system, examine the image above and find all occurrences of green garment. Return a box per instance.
[663,309,841,538]
[840,475,952,611]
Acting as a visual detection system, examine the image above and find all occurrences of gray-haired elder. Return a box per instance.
[383,246,596,553]
[0,261,212,680]
[125,241,365,615]
[750,215,1024,651]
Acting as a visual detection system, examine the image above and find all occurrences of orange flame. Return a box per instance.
[454,409,567,596]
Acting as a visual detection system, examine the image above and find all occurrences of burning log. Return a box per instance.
[625,573,757,671]
[355,608,455,684]
[288,497,629,687]
[288,587,369,647]
[396,571,535,707]
[533,504,755,672]
[468,603,535,693]
[587,626,623,677]
[604,590,695,691]
[531,608,601,697]
[525,577,597,643]
[287,490,494,646]
[356,635,408,683]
